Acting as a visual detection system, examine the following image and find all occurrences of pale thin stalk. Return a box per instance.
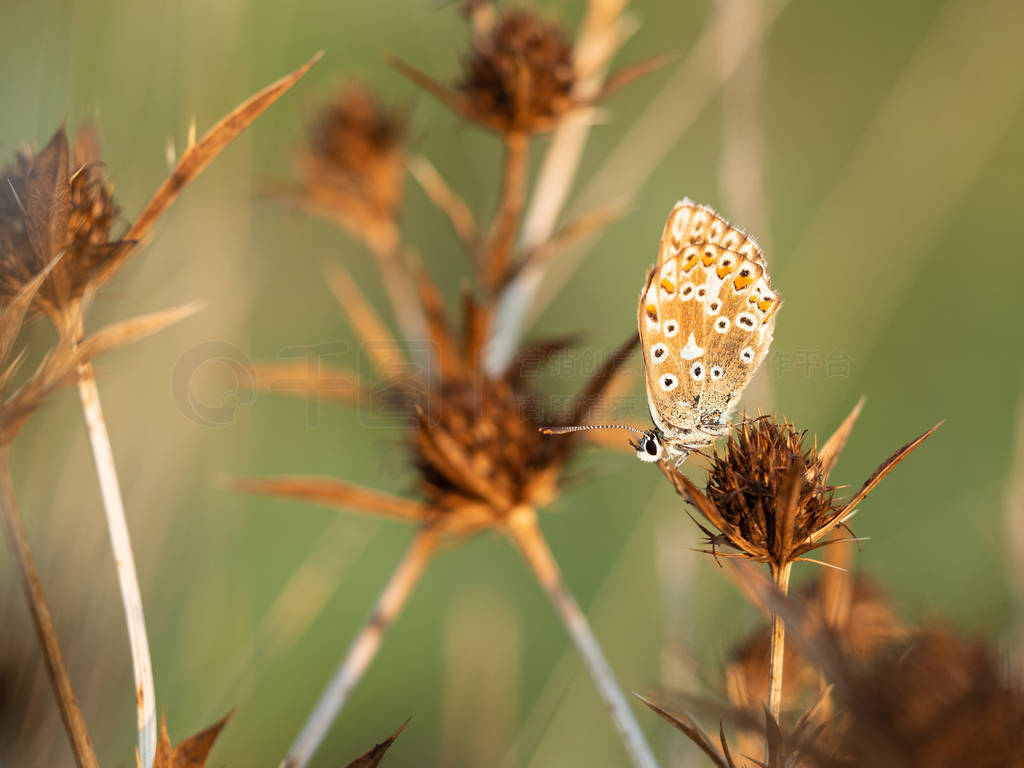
[505,506,659,768]
[485,0,630,374]
[282,527,439,768]
[0,446,99,768]
[364,220,426,344]
[767,561,793,731]
[76,361,156,768]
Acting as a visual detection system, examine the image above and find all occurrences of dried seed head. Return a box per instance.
[299,86,406,241]
[410,366,563,527]
[706,417,838,567]
[0,126,126,329]
[667,408,940,569]
[827,627,1024,768]
[458,9,575,134]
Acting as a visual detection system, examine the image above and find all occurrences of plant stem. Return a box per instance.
[365,220,426,344]
[76,361,157,768]
[484,131,529,295]
[505,506,659,768]
[282,527,439,768]
[0,445,99,768]
[767,561,793,726]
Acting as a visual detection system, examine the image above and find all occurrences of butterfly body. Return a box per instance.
[636,200,780,464]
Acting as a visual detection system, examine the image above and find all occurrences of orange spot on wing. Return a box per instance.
[645,305,658,322]
[682,251,699,272]
[758,297,775,312]
[660,278,676,294]
[701,249,717,266]
[733,273,754,290]
[717,263,734,279]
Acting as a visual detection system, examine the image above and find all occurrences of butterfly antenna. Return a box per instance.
[540,424,646,436]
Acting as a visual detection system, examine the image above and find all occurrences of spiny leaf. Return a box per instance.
[146,711,231,768]
[815,397,865,481]
[228,475,431,523]
[75,301,203,363]
[23,126,70,265]
[340,719,409,768]
[100,51,323,288]
[0,256,61,363]
[634,693,729,768]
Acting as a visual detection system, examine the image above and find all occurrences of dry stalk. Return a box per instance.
[75,358,157,768]
[484,131,530,294]
[281,527,439,768]
[767,561,792,727]
[0,445,99,768]
[505,506,659,768]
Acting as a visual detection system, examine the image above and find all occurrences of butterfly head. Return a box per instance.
[632,429,664,463]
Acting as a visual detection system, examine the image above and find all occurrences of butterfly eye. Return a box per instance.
[635,432,663,463]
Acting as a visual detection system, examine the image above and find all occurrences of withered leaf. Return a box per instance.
[99,51,323,289]
[23,127,71,265]
[146,711,231,768]
[340,719,408,768]
[634,693,729,768]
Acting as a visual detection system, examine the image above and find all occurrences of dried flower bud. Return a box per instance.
[411,374,561,525]
[457,9,575,134]
[0,126,126,330]
[666,409,939,569]
[298,86,406,244]
[823,627,1024,768]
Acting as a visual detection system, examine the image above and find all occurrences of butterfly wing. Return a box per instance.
[639,200,781,437]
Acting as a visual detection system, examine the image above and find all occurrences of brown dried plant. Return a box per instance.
[235,260,645,768]
[145,712,231,768]
[660,402,940,728]
[392,5,667,296]
[232,6,671,767]
[0,260,199,768]
[0,54,319,768]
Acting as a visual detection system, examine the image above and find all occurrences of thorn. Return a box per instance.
[165,137,176,170]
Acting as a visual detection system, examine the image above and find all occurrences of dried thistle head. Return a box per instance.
[391,8,576,137]
[0,126,127,333]
[410,362,563,528]
[457,9,575,134]
[233,264,636,536]
[297,86,406,247]
[666,406,940,570]
[819,627,1024,768]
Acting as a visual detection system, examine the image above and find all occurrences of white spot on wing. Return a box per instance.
[650,343,668,363]
[680,333,704,360]
[739,347,755,364]
[660,374,678,392]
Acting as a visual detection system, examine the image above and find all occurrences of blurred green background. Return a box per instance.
[2,0,1023,765]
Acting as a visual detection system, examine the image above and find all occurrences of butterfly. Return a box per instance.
[544,200,780,465]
